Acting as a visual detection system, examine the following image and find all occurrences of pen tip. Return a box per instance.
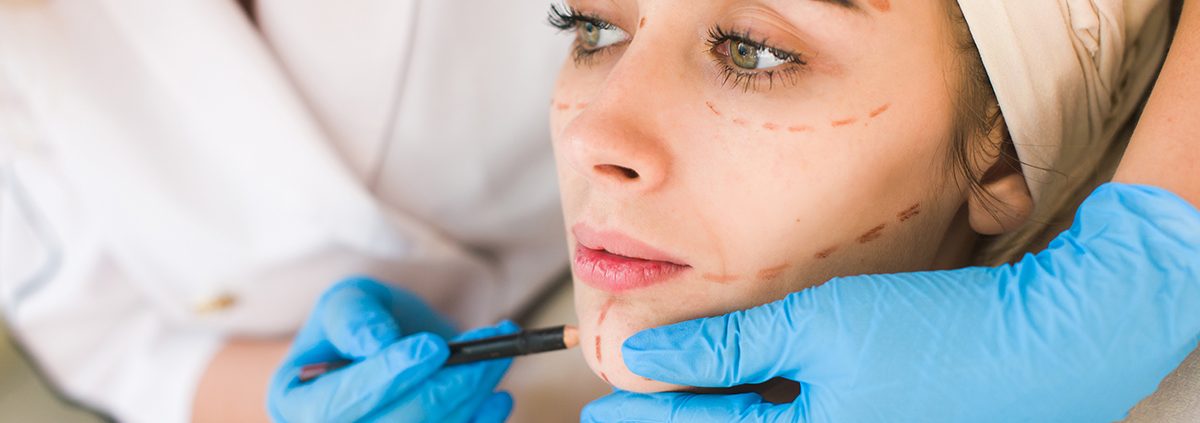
[563,325,580,349]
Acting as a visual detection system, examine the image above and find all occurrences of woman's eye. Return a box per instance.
[577,20,628,50]
[727,40,790,70]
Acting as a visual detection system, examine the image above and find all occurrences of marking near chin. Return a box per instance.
[595,336,603,364]
[831,117,858,127]
[703,273,739,283]
[639,17,647,29]
[897,203,922,222]
[814,246,839,259]
[869,0,891,12]
[869,103,892,118]
[856,224,887,244]
[600,372,612,385]
[597,297,616,326]
[705,101,723,117]
[756,263,789,281]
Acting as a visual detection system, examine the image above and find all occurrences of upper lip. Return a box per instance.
[571,223,689,266]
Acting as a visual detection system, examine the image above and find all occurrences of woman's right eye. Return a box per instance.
[576,20,629,51]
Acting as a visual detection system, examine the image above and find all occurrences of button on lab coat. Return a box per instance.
[0,1,570,421]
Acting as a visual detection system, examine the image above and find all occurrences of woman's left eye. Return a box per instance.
[577,20,629,50]
[719,39,794,70]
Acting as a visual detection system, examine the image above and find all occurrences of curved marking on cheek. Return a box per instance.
[869,103,892,118]
[869,0,891,12]
[639,17,647,29]
[831,117,858,127]
[856,224,887,244]
[756,263,789,280]
[897,203,922,222]
[762,122,780,131]
[596,297,616,326]
[788,125,814,133]
[705,101,723,117]
[814,246,840,259]
[703,273,739,284]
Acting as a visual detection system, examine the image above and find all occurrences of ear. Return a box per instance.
[967,170,1033,235]
[965,116,1034,235]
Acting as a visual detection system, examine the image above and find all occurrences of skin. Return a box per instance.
[186,0,1200,420]
[550,0,1031,392]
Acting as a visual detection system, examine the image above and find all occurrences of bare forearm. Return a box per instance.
[1115,0,1200,207]
[192,338,290,423]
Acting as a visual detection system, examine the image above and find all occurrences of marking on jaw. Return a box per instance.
[703,273,739,283]
[600,371,612,384]
[857,224,887,244]
[756,263,789,280]
[831,117,858,127]
[814,246,840,259]
[897,203,922,222]
[596,297,616,326]
[595,336,603,364]
[869,103,892,118]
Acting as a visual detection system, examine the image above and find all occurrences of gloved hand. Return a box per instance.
[583,183,1200,422]
[268,276,516,423]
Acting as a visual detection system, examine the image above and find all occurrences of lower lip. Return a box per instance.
[572,243,690,293]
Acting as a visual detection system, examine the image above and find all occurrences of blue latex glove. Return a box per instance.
[268,277,517,423]
[584,183,1200,422]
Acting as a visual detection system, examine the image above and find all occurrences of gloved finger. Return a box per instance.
[469,392,514,423]
[360,322,519,422]
[580,390,809,423]
[621,286,838,387]
[317,277,405,358]
[282,332,450,421]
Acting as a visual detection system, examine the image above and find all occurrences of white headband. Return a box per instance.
[957,0,1171,205]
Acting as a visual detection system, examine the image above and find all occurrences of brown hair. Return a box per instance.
[941,0,1151,265]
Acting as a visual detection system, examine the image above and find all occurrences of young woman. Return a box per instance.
[545,0,1173,396]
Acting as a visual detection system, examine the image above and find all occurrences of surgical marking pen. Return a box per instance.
[298,325,580,383]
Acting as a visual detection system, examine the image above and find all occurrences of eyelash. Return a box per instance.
[705,26,808,92]
[546,5,809,92]
[547,4,624,66]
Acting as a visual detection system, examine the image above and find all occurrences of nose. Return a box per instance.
[560,104,672,194]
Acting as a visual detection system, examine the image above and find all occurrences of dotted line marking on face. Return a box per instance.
[897,203,922,222]
[703,100,893,133]
[814,246,840,260]
[856,223,888,244]
[756,263,789,280]
[597,297,616,326]
[869,0,891,13]
[639,17,647,29]
[595,336,603,364]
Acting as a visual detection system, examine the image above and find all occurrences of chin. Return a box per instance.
[578,314,690,393]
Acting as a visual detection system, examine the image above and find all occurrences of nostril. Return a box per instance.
[594,164,640,180]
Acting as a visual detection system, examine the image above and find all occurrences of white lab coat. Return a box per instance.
[0,1,570,421]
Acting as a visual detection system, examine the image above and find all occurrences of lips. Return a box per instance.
[571,224,691,292]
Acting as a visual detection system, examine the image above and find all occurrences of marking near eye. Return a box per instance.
[831,117,858,127]
[857,224,887,244]
[756,263,788,280]
[869,0,892,13]
[897,204,922,222]
[814,246,839,259]
[762,122,780,131]
[703,273,739,283]
[788,125,813,133]
[705,101,723,117]
[869,103,892,118]
[597,297,616,326]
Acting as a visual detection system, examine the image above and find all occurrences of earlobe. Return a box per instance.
[967,171,1033,235]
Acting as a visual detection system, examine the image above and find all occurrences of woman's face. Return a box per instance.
[551,0,975,392]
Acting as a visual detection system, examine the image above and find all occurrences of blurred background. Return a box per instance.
[0,320,104,422]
